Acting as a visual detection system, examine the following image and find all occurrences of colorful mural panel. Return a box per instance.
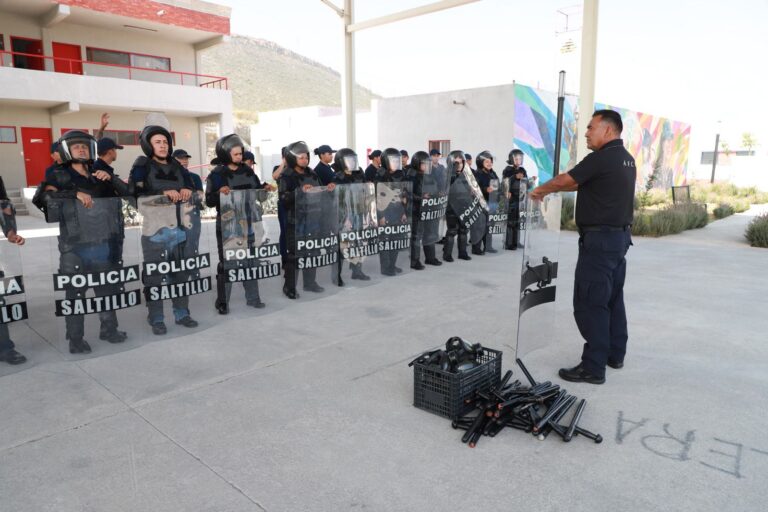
[512,83,579,184]
[595,102,691,188]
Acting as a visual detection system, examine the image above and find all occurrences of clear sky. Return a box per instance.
[219,0,767,143]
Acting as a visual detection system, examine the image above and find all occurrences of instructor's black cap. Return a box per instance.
[429,149,441,156]
[172,149,191,159]
[97,137,124,155]
[400,149,409,157]
[315,145,335,154]
[369,149,382,158]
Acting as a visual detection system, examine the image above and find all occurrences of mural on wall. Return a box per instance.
[512,84,691,189]
[512,83,579,184]
[595,103,691,189]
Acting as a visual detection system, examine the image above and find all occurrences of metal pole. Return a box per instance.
[553,71,565,177]
[710,132,720,184]
[342,0,356,149]
[576,0,599,163]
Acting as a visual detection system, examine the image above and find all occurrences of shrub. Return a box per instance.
[713,203,735,219]
[637,188,670,207]
[631,203,708,237]
[745,214,768,247]
[561,193,575,230]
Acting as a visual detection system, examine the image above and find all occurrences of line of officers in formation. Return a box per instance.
[0,126,532,365]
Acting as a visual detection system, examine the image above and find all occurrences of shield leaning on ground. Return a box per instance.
[336,182,379,282]
[418,165,450,246]
[515,191,562,361]
[375,181,412,276]
[294,185,339,287]
[448,169,488,246]
[487,177,509,248]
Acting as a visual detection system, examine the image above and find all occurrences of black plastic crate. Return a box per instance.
[413,348,502,420]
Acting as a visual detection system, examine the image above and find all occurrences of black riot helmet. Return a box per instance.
[139,125,173,159]
[476,151,494,171]
[333,148,359,173]
[410,150,431,174]
[381,147,402,172]
[285,140,310,169]
[447,150,466,174]
[507,149,524,166]
[215,134,245,165]
[57,130,97,165]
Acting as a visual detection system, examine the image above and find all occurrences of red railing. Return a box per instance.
[0,50,228,89]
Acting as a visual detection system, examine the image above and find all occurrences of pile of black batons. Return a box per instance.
[454,358,603,448]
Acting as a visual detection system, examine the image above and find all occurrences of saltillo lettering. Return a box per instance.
[55,290,141,316]
[0,302,28,324]
[144,276,211,301]
[227,263,281,283]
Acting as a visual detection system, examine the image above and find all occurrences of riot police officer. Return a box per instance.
[472,151,499,254]
[129,125,199,335]
[332,148,371,284]
[502,149,528,250]
[376,148,407,275]
[444,151,472,262]
[406,151,443,269]
[206,134,274,313]
[37,130,129,353]
[278,141,335,299]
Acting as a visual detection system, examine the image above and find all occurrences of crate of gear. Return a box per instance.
[410,337,502,420]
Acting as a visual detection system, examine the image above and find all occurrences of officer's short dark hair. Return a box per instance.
[592,109,623,134]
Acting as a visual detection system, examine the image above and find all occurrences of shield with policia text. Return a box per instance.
[138,192,215,337]
[219,189,281,285]
[487,177,509,248]
[376,181,412,276]
[0,200,28,329]
[337,182,379,261]
[294,185,339,288]
[448,169,488,245]
[46,196,142,358]
[515,190,562,361]
[417,164,450,246]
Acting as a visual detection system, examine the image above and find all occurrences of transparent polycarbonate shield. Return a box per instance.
[336,182,379,285]
[294,185,339,289]
[515,191,562,360]
[448,170,488,246]
[0,203,28,330]
[516,180,530,249]
[45,196,143,358]
[218,189,281,307]
[138,193,215,338]
[417,164,450,246]
[375,181,412,277]
[488,178,509,248]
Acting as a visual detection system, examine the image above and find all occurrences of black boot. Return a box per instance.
[351,263,370,280]
[443,236,455,262]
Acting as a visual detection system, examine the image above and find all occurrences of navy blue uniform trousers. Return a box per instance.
[574,229,632,378]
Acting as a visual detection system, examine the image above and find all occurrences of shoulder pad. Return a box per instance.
[132,155,149,168]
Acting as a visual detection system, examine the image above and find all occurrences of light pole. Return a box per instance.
[710,121,721,184]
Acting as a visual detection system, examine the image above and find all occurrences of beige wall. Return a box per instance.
[0,106,205,190]
[1,11,200,78]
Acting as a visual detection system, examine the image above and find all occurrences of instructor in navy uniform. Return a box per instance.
[530,109,635,384]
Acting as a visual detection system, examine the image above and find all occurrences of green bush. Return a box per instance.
[561,193,576,230]
[745,214,768,247]
[637,188,670,207]
[631,203,708,237]
[713,203,735,219]
[690,182,768,208]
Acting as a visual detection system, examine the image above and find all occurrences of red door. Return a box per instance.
[52,42,82,74]
[11,37,44,71]
[21,127,53,186]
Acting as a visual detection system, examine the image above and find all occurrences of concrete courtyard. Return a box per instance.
[1,207,766,512]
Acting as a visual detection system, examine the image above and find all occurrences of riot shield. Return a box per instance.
[376,181,412,277]
[218,189,281,309]
[293,185,339,292]
[487,178,509,250]
[515,191,562,361]
[336,182,379,285]
[417,165,450,247]
[46,196,144,358]
[448,169,488,246]
[138,192,215,336]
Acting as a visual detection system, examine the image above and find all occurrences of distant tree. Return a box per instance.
[742,133,757,155]
[720,140,731,157]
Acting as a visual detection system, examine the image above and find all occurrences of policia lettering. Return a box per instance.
[36,130,132,353]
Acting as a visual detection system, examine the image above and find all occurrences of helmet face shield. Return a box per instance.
[387,155,402,171]
[343,155,359,172]
[420,159,433,175]
[288,141,310,159]
[59,131,97,164]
